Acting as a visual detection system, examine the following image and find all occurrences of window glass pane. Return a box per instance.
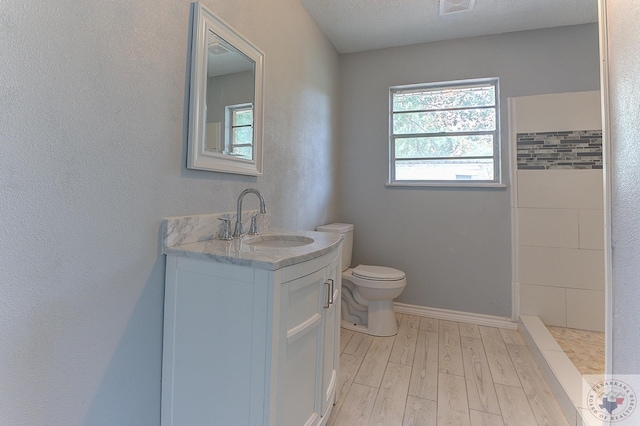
[393,108,495,134]
[395,159,494,181]
[395,135,494,159]
[234,109,253,126]
[393,86,495,112]
[233,126,252,144]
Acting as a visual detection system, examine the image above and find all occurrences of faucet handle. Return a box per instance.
[248,213,261,236]
[217,217,233,241]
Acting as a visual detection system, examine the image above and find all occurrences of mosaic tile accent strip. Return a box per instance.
[517,130,602,170]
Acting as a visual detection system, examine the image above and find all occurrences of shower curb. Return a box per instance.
[519,315,603,426]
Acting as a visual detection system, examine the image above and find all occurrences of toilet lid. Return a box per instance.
[352,265,405,281]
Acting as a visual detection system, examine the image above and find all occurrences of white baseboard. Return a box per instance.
[394,302,518,330]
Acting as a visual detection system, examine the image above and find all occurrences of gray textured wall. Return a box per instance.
[604,2,640,374]
[0,0,339,423]
[338,24,600,317]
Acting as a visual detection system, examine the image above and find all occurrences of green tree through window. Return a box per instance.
[390,79,500,184]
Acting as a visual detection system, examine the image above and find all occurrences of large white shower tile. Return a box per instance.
[517,170,604,210]
[519,246,604,291]
[579,210,604,250]
[567,289,605,332]
[513,91,602,133]
[519,208,579,248]
[520,284,566,327]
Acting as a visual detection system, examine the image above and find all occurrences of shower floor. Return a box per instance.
[546,325,605,376]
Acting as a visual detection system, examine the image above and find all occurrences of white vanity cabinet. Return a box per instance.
[277,251,340,426]
[161,245,341,426]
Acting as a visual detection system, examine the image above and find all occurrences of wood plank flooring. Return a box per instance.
[327,314,568,426]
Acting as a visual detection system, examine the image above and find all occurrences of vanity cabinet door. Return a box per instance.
[321,254,340,416]
[279,267,326,426]
[161,256,271,426]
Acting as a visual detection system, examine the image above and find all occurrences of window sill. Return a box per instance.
[385,181,508,189]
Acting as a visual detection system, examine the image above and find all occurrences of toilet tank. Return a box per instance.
[316,223,353,271]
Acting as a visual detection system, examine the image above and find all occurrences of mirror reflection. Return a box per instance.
[205,31,255,160]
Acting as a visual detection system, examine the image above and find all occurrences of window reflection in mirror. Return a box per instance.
[225,103,253,159]
[204,31,255,160]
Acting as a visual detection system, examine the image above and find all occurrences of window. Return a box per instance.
[225,103,253,160]
[389,78,501,186]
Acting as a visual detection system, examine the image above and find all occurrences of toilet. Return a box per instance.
[317,223,406,337]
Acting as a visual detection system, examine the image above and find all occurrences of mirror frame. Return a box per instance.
[187,2,264,175]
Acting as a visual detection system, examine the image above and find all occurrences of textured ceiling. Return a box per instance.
[299,0,599,53]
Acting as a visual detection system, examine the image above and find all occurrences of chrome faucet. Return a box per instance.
[233,188,267,238]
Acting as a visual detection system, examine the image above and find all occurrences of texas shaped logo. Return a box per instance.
[600,392,625,414]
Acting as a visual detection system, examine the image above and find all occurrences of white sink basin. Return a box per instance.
[245,235,314,248]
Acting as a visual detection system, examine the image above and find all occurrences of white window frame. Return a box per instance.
[387,78,504,188]
[224,103,253,158]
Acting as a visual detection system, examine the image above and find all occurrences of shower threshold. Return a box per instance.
[519,315,605,426]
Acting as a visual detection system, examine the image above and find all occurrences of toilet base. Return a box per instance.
[340,300,399,337]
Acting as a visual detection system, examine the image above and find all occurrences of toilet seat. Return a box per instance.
[352,265,405,281]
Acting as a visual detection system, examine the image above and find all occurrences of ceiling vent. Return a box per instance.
[439,0,476,15]
[208,42,231,56]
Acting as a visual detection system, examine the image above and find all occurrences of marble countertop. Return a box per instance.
[163,225,342,271]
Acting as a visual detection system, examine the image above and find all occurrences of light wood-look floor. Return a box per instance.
[327,314,569,426]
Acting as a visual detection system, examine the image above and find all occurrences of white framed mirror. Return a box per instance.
[187,2,264,175]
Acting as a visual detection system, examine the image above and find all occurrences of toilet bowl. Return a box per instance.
[316,223,407,337]
[342,265,406,336]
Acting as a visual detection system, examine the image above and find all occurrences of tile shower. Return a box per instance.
[512,91,605,378]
